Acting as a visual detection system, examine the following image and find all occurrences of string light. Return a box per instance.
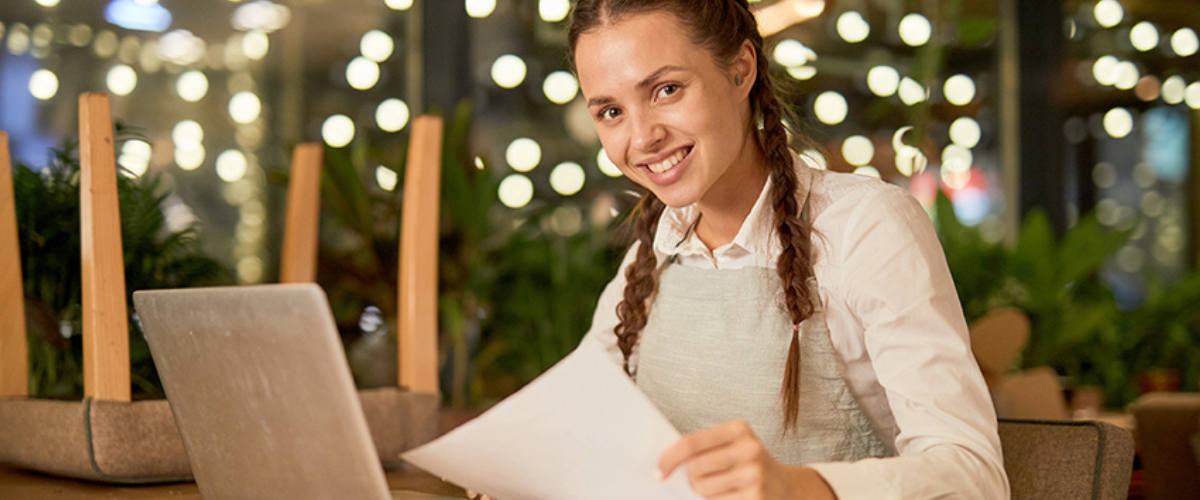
[376,99,410,132]
[1172,28,1199,57]
[385,0,413,11]
[229,91,262,124]
[322,115,356,147]
[1162,76,1187,104]
[376,166,399,191]
[1103,107,1134,138]
[29,69,58,100]
[867,65,899,97]
[550,162,586,196]
[216,150,248,183]
[491,54,527,89]
[539,0,570,23]
[498,174,534,209]
[949,117,982,149]
[597,149,622,177]
[176,70,209,102]
[1094,0,1124,29]
[543,71,579,104]
[898,77,927,105]
[842,136,874,167]
[943,74,976,106]
[466,0,496,18]
[813,91,848,125]
[106,64,138,96]
[347,56,381,90]
[898,13,932,47]
[506,138,542,172]
[836,11,870,43]
[1130,21,1159,52]
[361,30,394,62]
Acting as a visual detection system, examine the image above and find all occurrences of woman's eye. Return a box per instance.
[657,84,680,98]
[600,108,622,120]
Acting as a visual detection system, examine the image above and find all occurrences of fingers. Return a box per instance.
[659,420,756,479]
[691,463,766,499]
[464,489,492,500]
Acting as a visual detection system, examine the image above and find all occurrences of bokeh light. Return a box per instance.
[943,74,976,106]
[543,71,579,104]
[550,162,586,196]
[176,70,208,102]
[1130,22,1159,52]
[322,114,356,148]
[1187,82,1200,109]
[813,91,848,125]
[241,30,269,60]
[491,54,527,89]
[347,56,381,90]
[773,39,809,67]
[1162,75,1186,104]
[28,69,58,100]
[118,140,152,178]
[1103,107,1134,138]
[506,138,542,172]
[466,0,496,18]
[942,144,973,174]
[35,0,61,7]
[898,13,932,47]
[1114,61,1139,90]
[949,117,982,149]
[106,64,138,96]
[172,120,204,148]
[498,174,534,209]
[1094,0,1123,28]
[842,135,874,167]
[228,91,262,124]
[597,149,622,177]
[360,30,394,62]
[216,150,248,183]
[1093,55,1118,86]
[175,145,205,171]
[376,98,410,132]
[385,0,413,10]
[1173,28,1199,57]
[539,0,570,23]
[836,11,870,43]
[898,77,927,105]
[376,166,399,191]
[867,65,899,97]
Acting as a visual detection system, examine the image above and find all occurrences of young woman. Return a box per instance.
[566,1,1008,499]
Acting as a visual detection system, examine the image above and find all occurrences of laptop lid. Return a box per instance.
[134,284,392,500]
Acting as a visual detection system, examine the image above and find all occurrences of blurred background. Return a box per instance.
[2,0,1199,424]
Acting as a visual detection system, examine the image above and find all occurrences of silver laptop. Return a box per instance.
[134,284,458,500]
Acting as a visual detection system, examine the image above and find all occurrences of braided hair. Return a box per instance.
[570,0,818,432]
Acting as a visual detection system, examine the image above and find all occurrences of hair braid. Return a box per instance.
[741,8,818,434]
[613,194,666,375]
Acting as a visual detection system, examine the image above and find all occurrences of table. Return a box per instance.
[0,463,467,499]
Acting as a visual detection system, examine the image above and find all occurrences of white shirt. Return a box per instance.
[581,163,1009,500]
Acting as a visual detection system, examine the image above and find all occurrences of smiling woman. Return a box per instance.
[529,1,1012,500]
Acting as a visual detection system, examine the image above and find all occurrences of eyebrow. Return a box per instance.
[586,65,687,107]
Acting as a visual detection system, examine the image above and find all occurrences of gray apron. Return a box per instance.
[634,186,893,466]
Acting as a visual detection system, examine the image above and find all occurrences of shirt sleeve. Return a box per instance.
[579,242,641,369]
[806,185,1010,500]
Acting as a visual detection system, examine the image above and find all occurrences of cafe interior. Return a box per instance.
[1,0,1199,498]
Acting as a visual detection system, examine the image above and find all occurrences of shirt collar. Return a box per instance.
[652,151,814,262]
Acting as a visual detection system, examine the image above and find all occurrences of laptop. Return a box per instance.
[134,284,459,500]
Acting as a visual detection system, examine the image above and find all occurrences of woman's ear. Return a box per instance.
[732,40,757,96]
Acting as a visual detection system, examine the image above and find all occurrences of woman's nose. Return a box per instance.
[630,112,666,152]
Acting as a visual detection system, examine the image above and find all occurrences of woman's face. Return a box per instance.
[574,11,757,209]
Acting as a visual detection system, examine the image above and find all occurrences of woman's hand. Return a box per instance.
[464,489,492,500]
[658,420,836,500]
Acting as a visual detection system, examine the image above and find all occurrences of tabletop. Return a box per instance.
[0,462,467,500]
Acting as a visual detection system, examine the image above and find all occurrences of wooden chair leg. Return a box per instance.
[79,93,130,402]
[279,144,324,284]
[397,116,443,396]
[0,132,28,398]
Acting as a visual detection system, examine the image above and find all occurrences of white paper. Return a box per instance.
[401,340,704,500]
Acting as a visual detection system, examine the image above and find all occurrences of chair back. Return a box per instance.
[999,418,1134,500]
[0,132,27,397]
[1132,392,1200,500]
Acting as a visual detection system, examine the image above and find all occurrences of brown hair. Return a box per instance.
[570,0,818,432]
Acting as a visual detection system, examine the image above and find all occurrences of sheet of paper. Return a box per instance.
[401,340,704,500]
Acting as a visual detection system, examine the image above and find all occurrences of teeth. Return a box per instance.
[648,149,688,174]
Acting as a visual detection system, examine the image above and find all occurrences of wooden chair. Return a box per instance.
[998,418,1135,500]
[0,94,443,482]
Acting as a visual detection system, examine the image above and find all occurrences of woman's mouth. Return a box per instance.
[645,147,693,174]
